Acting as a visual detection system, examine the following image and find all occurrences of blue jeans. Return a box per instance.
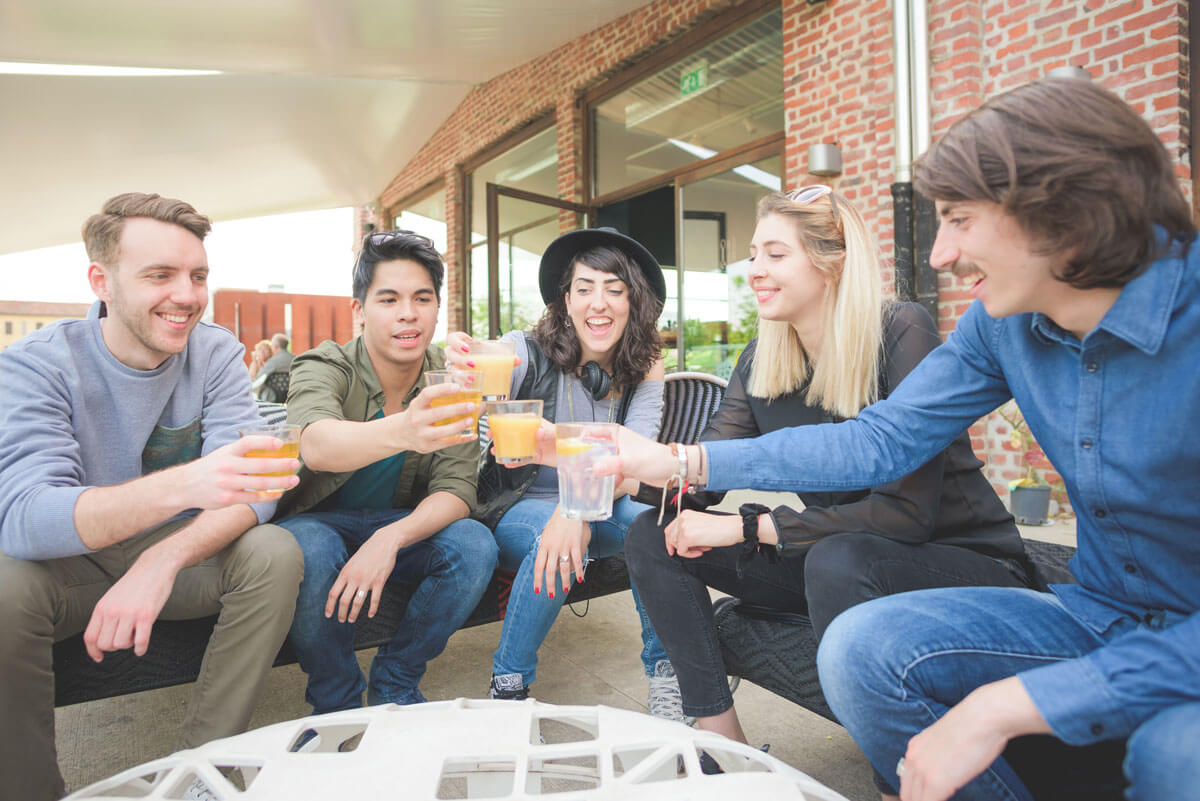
[279,509,498,714]
[491,496,666,685]
[817,586,1200,800]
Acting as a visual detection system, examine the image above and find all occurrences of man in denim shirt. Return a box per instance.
[606,79,1198,801]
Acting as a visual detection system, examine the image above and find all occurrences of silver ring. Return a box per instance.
[895,757,906,778]
[559,555,570,563]
[355,589,366,600]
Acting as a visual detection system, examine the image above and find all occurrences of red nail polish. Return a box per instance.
[548,591,554,599]
[460,345,469,352]
[534,586,539,594]
[467,360,475,367]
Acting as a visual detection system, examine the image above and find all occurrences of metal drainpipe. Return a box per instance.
[909,0,939,321]
[891,0,916,302]
[891,0,938,321]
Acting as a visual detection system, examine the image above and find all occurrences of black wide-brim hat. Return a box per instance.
[538,227,666,305]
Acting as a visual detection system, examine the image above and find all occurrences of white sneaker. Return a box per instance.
[648,660,695,726]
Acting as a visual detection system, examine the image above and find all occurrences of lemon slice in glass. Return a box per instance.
[556,437,593,456]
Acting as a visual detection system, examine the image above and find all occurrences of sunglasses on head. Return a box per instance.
[785,184,841,229]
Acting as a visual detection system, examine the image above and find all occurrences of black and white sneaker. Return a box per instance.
[489,672,529,700]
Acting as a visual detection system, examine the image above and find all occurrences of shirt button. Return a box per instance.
[1124,564,1137,574]
[1087,362,1098,373]
[1095,509,1108,518]
[1091,723,1104,736]
[1081,439,1093,449]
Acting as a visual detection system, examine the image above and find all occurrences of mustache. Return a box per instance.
[950,261,984,280]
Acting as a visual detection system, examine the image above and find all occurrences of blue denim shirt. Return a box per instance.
[703,237,1200,745]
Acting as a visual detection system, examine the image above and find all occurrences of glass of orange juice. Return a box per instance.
[486,400,543,464]
[468,339,516,400]
[425,368,484,435]
[237,423,302,497]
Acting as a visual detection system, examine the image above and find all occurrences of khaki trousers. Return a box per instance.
[0,519,303,801]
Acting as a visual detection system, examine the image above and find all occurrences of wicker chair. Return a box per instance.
[658,371,728,445]
[257,369,291,404]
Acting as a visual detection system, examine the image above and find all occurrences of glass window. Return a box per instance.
[393,188,449,344]
[4,321,11,335]
[467,126,559,338]
[593,10,783,197]
[674,154,783,375]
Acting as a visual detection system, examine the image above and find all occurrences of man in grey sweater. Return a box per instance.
[0,193,305,801]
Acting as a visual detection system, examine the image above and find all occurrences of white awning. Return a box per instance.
[0,0,650,255]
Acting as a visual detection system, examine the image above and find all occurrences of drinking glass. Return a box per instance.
[468,340,516,400]
[486,399,543,465]
[555,422,618,521]
[424,368,484,435]
[237,423,302,497]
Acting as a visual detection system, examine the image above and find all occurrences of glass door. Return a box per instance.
[675,153,782,374]
[481,185,593,338]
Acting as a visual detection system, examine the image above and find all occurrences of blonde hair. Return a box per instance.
[746,190,883,418]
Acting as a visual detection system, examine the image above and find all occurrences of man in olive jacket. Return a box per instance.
[277,231,498,713]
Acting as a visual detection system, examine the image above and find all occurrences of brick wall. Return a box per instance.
[378,0,737,330]
[375,0,1190,513]
[927,0,1190,510]
[211,289,354,363]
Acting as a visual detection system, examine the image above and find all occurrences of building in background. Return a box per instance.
[0,301,91,351]
[211,289,355,364]
[369,0,1192,509]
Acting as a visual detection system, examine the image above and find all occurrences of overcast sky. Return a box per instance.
[0,207,357,310]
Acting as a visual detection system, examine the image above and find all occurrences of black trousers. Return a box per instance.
[624,508,1031,718]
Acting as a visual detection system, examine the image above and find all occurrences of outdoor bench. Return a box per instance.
[52,546,633,707]
[53,370,731,708]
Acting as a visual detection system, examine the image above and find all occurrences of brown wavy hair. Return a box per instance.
[914,78,1194,289]
[532,244,663,391]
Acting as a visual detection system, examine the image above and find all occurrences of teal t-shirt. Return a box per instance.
[335,411,406,509]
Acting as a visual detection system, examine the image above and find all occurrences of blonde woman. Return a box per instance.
[622,188,1033,770]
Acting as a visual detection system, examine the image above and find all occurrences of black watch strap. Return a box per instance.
[736,503,772,577]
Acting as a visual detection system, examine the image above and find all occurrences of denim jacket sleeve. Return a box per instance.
[702,302,1013,494]
[1020,610,1200,745]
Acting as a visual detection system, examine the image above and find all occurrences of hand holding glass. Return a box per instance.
[468,340,516,400]
[237,423,302,498]
[556,422,618,521]
[424,369,484,435]
[487,400,543,465]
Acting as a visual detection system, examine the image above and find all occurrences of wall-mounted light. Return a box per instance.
[1046,65,1091,81]
[808,143,842,177]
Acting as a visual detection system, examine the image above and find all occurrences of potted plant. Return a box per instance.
[996,401,1053,525]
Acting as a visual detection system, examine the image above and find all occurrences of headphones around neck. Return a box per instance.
[579,360,612,401]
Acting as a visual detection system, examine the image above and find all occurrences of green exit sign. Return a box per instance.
[680,63,708,96]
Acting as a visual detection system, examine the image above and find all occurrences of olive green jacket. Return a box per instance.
[274,337,478,519]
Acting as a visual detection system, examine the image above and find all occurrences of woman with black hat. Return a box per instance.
[445,228,685,719]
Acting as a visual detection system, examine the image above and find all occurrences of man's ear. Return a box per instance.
[87,262,112,303]
[350,297,364,327]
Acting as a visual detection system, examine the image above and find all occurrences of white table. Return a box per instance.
[66,699,851,800]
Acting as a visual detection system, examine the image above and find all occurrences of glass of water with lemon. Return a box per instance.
[555,422,618,520]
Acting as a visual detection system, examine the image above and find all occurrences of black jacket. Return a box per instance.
[677,302,1026,560]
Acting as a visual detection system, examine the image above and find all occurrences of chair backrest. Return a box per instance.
[255,400,289,426]
[658,371,728,445]
[258,369,291,403]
